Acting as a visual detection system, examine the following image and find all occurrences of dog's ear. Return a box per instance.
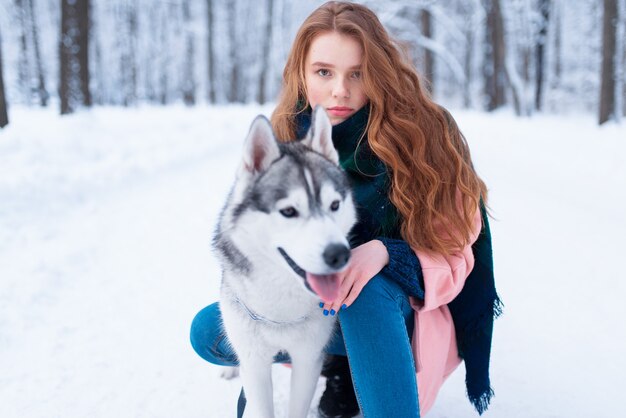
[303,106,339,165]
[239,115,280,177]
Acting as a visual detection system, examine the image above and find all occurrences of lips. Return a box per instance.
[327,106,354,117]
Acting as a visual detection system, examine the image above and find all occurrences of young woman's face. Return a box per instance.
[304,32,368,125]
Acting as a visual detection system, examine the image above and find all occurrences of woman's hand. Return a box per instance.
[320,239,389,316]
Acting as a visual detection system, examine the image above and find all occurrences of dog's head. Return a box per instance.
[227,107,357,302]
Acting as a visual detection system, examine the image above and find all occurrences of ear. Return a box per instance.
[303,106,339,165]
[239,115,281,177]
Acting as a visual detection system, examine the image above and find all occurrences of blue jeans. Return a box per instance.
[190,272,420,418]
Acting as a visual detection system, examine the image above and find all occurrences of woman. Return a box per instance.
[191,2,501,417]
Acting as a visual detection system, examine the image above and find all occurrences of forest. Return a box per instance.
[0,0,624,127]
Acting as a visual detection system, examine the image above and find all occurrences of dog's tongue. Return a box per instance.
[306,272,341,302]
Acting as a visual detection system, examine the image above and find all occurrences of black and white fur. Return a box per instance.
[214,107,357,418]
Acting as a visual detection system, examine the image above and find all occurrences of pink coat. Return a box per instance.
[411,207,482,415]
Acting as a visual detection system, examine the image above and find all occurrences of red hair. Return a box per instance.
[271,1,488,255]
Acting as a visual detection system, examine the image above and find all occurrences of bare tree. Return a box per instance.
[119,0,138,106]
[182,0,196,106]
[227,0,241,103]
[28,0,49,106]
[60,0,91,114]
[78,0,91,107]
[206,0,216,103]
[599,0,618,124]
[483,0,507,111]
[257,0,274,104]
[0,27,8,128]
[420,8,435,94]
[535,0,550,111]
[15,0,31,105]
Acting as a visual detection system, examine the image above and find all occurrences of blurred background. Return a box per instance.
[0,0,625,125]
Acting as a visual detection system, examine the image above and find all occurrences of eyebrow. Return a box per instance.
[310,61,362,70]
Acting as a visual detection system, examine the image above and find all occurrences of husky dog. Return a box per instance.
[214,107,357,418]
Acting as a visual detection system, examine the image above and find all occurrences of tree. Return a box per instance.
[24,0,49,107]
[206,0,216,103]
[535,0,550,111]
[16,0,31,105]
[0,27,8,128]
[60,0,91,114]
[599,0,618,124]
[420,8,435,94]
[483,0,507,111]
[257,0,274,104]
[182,0,196,106]
[227,0,241,103]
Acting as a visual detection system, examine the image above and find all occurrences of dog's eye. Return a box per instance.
[330,200,340,211]
[279,207,298,218]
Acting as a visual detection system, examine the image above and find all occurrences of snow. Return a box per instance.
[0,105,625,418]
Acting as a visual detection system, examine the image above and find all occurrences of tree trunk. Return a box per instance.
[206,0,216,103]
[483,0,507,111]
[60,0,90,114]
[182,0,196,106]
[120,0,138,106]
[0,28,8,128]
[463,19,473,108]
[59,0,73,114]
[227,0,240,103]
[77,0,91,107]
[258,0,274,104]
[535,0,550,111]
[420,8,435,95]
[15,0,31,105]
[614,0,624,121]
[599,0,617,124]
[28,0,49,106]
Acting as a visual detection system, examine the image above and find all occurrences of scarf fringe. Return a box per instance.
[468,386,495,415]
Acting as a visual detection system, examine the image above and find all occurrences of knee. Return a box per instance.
[338,273,404,323]
[350,272,400,307]
[190,302,238,366]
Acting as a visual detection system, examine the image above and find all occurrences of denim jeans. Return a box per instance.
[190,272,420,418]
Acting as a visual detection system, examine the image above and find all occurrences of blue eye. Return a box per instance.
[351,71,361,79]
[317,69,331,77]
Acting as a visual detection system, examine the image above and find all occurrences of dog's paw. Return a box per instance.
[221,366,240,380]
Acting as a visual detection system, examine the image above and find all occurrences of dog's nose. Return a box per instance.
[323,243,351,270]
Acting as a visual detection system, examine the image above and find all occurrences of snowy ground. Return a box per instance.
[0,104,624,418]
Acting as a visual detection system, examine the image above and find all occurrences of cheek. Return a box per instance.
[305,76,324,108]
[354,87,369,108]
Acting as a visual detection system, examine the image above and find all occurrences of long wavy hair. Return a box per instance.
[271,1,488,256]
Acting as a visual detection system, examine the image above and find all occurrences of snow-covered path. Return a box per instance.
[0,105,624,417]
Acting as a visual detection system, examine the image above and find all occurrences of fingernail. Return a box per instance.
[323,309,329,316]
[319,302,324,308]
[341,304,347,310]
[330,309,336,316]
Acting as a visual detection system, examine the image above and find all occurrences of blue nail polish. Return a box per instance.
[323,309,329,316]
[319,302,324,308]
[330,309,336,316]
[341,304,347,310]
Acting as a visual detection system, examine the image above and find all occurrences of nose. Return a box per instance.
[323,243,351,270]
[332,77,350,99]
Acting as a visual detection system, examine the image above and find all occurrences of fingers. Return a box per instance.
[318,300,347,317]
[341,279,367,308]
[318,274,368,316]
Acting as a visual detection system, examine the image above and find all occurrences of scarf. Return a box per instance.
[294,106,502,415]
